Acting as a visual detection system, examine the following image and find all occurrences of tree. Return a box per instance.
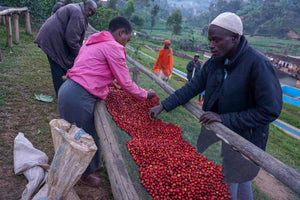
[89,5,119,31]
[123,0,135,19]
[107,0,118,10]
[166,9,182,35]
[131,15,145,30]
[150,4,160,33]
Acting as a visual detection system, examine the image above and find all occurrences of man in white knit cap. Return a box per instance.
[149,12,282,200]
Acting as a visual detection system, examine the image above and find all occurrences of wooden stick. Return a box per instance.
[94,101,140,200]
[126,55,300,196]
[13,13,19,44]
[5,15,12,48]
[0,7,28,16]
[25,11,31,34]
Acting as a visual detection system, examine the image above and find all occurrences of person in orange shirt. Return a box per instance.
[153,40,173,83]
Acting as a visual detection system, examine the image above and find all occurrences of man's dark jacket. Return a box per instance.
[186,60,201,81]
[161,36,282,182]
[34,3,88,70]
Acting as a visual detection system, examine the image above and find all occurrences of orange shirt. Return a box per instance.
[153,46,173,77]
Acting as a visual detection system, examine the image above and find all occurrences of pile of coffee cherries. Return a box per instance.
[106,87,231,200]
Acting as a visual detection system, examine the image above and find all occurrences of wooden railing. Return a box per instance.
[0,7,31,47]
[126,55,300,196]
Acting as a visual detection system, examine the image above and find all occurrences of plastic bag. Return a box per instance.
[14,132,49,200]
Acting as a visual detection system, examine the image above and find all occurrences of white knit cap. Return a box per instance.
[210,12,243,35]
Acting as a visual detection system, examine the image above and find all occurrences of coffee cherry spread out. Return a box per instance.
[106,87,231,200]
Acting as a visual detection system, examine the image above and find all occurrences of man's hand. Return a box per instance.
[149,104,164,119]
[199,111,222,125]
[147,89,156,99]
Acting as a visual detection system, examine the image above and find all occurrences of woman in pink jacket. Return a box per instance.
[58,16,156,187]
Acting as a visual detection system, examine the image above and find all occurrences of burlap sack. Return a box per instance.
[33,119,97,200]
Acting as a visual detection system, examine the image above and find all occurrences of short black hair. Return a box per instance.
[108,16,132,34]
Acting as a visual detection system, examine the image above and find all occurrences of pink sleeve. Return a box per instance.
[106,45,148,101]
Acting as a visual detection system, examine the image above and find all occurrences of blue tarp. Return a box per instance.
[282,85,300,98]
[282,95,300,107]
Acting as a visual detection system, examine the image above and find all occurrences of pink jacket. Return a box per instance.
[67,31,147,100]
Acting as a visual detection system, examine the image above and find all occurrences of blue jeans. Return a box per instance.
[47,55,67,96]
[227,181,254,200]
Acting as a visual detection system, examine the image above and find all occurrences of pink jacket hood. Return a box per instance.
[86,31,114,46]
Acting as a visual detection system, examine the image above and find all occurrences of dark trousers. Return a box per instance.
[47,56,67,96]
[58,79,102,175]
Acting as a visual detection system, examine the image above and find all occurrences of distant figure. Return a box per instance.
[186,53,204,104]
[153,40,173,83]
[51,0,73,14]
[58,16,156,187]
[34,0,97,96]
[186,54,201,81]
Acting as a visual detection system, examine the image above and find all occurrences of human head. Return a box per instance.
[109,16,133,47]
[208,12,242,59]
[194,53,199,61]
[84,0,97,17]
[164,40,171,49]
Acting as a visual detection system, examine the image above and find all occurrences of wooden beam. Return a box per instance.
[129,67,140,84]
[13,13,19,44]
[0,7,28,16]
[5,15,12,48]
[126,55,300,196]
[94,101,140,200]
[24,11,31,34]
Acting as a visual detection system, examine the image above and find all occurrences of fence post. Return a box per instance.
[132,67,140,84]
[25,11,31,34]
[13,13,19,44]
[5,14,12,48]
[1,15,5,25]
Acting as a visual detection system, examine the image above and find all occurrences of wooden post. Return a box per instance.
[1,16,5,25]
[25,11,31,34]
[5,15,12,48]
[94,101,140,200]
[129,67,140,84]
[13,13,19,44]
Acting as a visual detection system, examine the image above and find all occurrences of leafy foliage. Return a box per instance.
[131,15,145,31]
[3,0,55,26]
[89,4,119,31]
[150,4,160,32]
[123,0,135,19]
[166,9,182,35]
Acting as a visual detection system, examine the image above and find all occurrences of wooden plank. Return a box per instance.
[13,13,19,44]
[5,15,12,48]
[24,11,31,34]
[94,101,140,200]
[0,7,28,16]
[126,55,300,196]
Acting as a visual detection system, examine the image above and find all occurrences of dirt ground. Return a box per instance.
[254,169,294,200]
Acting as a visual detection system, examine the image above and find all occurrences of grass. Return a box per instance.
[143,21,300,56]
[278,102,300,129]
[0,26,112,199]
